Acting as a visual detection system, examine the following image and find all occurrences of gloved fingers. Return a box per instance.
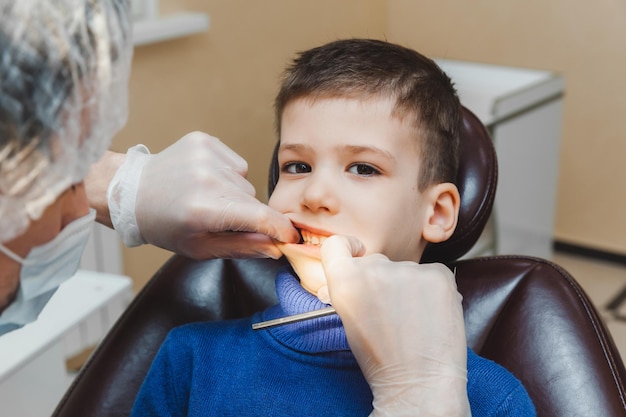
[141,136,256,200]
[215,196,300,243]
[176,231,284,260]
[135,158,258,241]
[215,165,257,197]
[321,245,467,367]
[320,235,470,417]
[116,131,300,258]
[320,235,366,265]
[176,131,249,177]
[319,234,366,308]
[138,133,255,204]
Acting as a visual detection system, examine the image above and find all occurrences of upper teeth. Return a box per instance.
[300,230,327,246]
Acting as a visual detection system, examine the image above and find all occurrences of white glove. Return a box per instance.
[321,235,471,417]
[107,132,300,259]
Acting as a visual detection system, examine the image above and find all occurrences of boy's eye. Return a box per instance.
[282,162,311,174]
[348,163,380,176]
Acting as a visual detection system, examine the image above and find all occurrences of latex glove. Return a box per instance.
[107,132,300,259]
[321,235,471,417]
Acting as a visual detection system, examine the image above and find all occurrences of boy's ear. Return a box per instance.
[421,183,460,244]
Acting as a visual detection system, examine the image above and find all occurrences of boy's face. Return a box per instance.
[269,97,445,298]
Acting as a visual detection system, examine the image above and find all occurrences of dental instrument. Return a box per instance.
[252,306,337,330]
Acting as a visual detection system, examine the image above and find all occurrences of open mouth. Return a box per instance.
[274,224,331,261]
[298,228,329,247]
[275,225,330,298]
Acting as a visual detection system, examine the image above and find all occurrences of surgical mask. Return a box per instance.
[0,208,95,335]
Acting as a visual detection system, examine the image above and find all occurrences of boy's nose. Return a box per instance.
[300,171,339,214]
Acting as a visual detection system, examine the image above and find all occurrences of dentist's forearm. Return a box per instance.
[85,150,126,228]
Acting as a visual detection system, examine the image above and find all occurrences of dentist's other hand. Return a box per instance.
[321,235,471,417]
[107,132,300,259]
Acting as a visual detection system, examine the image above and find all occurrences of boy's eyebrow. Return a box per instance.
[279,143,396,162]
[278,143,310,153]
[343,145,396,162]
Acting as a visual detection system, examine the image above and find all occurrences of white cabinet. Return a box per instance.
[0,271,132,417]
[435,59,565,259]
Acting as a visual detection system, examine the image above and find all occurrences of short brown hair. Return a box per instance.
[274,38,462,190]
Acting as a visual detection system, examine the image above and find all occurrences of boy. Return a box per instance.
[131,39,536,416]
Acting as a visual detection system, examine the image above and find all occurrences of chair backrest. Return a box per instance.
[457,256,626,416]
[52,107,626,416]
[53,255,626,417]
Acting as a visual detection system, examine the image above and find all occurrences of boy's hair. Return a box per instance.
[274,38,462,190]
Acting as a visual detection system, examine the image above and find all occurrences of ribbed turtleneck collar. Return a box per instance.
[261,267,351,354]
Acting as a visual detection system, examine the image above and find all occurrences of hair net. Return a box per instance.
[0,0,132,242]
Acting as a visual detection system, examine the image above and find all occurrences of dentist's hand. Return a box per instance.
[106,132,300,259]
[321,235,471,417]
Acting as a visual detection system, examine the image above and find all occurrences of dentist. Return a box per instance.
[0,0,298,335]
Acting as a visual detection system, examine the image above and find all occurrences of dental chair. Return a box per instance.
[53,107,626,417]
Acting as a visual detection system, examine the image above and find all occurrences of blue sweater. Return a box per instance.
[132,268,536,417]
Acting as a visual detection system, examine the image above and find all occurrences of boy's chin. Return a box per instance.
[275,242,330,303]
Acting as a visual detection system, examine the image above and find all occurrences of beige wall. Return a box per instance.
[117,0,626,290]
[387,0,626,255]
[115,0,386,290]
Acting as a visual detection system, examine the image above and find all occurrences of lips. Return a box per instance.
[291,222,332,245]
[274,223,331,260]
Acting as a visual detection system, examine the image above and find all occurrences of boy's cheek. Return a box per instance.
[267,184,289,211]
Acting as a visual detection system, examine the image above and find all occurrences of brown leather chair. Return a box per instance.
[53,108,626,417]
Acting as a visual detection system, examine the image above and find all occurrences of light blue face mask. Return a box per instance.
[0,209,95,335]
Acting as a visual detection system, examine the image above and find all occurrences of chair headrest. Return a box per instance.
[422,107,498,263]
[267,106,498,264]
